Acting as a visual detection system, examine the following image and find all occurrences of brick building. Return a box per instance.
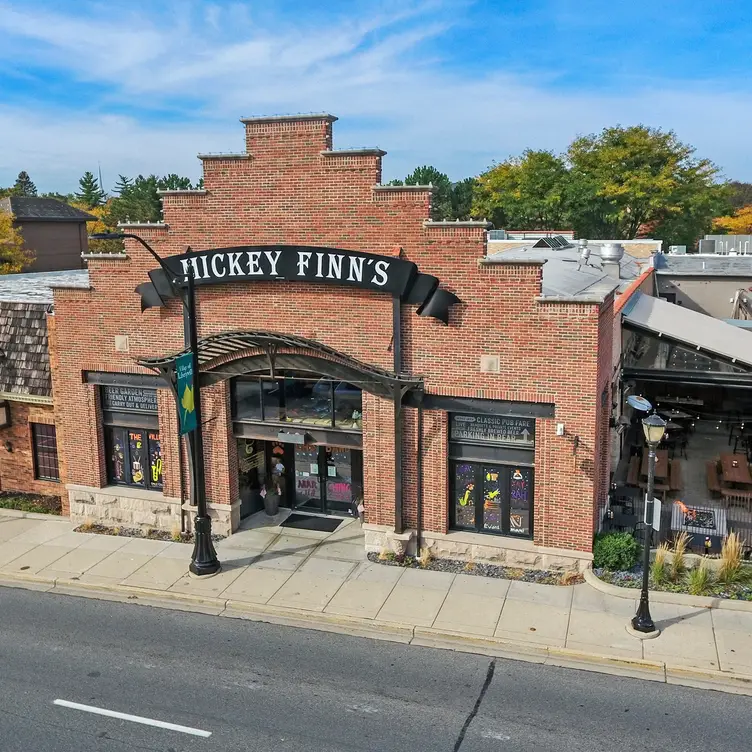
[7,114,618,570]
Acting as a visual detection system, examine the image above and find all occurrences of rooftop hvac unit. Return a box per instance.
[698,239,716,254]
[668,245,687,255]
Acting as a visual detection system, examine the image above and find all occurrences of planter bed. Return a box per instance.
[367,552,582,586]
[73,523,225,544]
[594,566,752,601]
[0,491,61,515]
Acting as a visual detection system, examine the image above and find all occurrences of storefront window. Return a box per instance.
[454,462,477,529]
[231,373,362,431]
[334,382,362,429]
[106,426,163,490]
[234,379,263,421]
[283,377,332,426]
[450,461,533,538]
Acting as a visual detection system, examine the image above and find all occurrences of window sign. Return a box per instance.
[509,467,532,536]
[129,430,146,486]
[450,413,534,447]
[102,386,158,413]
[148,431,163,489]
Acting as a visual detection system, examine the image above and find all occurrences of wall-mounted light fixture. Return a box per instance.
[4,440,13,453]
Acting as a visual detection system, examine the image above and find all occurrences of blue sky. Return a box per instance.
[1,0,751,193]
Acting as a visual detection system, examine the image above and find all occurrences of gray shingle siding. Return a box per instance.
[0,302,51,397]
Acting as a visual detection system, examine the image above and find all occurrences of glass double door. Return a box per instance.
[293,445,362,516]
[237,438,362,518]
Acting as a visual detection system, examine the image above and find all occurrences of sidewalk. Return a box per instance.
[2,511,751,695]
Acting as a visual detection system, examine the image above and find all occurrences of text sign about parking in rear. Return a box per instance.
[450,414,535,447]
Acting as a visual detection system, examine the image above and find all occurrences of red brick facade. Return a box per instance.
[47,114,614,561]
[0,401,62,501]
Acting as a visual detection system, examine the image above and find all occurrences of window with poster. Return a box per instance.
[449,412,534,538]
[101,386,163,490]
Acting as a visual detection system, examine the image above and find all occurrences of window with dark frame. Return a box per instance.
[100,386,163,490]
[31,423,60,481]
[448,412,535,539]
[231,374,363,431]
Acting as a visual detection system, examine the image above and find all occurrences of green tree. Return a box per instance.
[565,125,727,243]
[75,171,106,208]
[0,212,35,273]
[12,171,37,196]
[473,150,568,230]
[451,177,477,220]
[157,174,193,191]
[728,181,752,212]
[39,191,75,202]
[404,165,453,220]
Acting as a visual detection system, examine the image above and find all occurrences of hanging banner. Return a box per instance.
[176,352,197,435]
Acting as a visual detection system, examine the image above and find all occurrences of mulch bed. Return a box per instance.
[0,491,62,515]
[73,523,225,544]
[367,552,582,586]
[594,566,752,601]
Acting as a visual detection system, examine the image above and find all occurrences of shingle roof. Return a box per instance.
[0,302,51,397]
[0,196,96,222]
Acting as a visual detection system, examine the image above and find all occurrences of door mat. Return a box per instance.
[281,513,342,533]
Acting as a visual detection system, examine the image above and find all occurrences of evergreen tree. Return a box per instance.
[12,171,37,197]
[114,174,133,196]
[75,171,106,208]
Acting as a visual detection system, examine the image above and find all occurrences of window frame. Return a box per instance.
[231,373,363,432]
[31,423,60,482]
[105,425,164,490]
[449,460,534,539]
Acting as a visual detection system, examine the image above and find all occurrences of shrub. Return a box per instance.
[671,531,690,581]
[719,532,743,585]
[593,532,641,571]
[651,543,670,585]
[687,559,711,595]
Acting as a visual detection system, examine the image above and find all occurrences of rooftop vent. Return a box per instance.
[578,239,591,267]
[601,243,624,263]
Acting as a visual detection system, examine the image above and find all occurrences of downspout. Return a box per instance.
[416,396,424,554]
[392,295,404,535]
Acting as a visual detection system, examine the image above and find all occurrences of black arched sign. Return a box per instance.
[136,245,460,324]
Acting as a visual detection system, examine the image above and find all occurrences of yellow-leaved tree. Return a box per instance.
[713,205,752,235]
[0,211,35,274]
[70,201,124,254]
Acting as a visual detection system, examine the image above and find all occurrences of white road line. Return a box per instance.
[53,699,211,738]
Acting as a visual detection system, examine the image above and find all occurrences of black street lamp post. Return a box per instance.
[89,232,220,576]
[631,412,667,634]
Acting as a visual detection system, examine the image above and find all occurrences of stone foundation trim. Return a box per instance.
[181,499,241,537]
[67,483,182,532]
[363,524,592,571]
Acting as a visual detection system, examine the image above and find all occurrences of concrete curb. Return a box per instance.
[2,569,751,697]
[0,508,67,522]
[584,566,752,612]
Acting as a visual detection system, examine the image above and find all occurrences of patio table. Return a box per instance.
[720,453,752,486]
[659,409,693,420]
[641,448,669,479]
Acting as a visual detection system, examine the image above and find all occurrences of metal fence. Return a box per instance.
[601,492,752,557]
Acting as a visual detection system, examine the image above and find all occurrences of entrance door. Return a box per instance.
[291,444,363,516]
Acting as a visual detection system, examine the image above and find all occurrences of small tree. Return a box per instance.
[714,205,752,235]
[75,171,106,208]
[0,212,35,273]
[12,171,37,197]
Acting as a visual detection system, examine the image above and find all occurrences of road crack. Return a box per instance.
[453,658,496,752]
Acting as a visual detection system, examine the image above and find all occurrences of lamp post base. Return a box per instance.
[189,515,221,577]
[630,598,658,635]
[626,623,661,640]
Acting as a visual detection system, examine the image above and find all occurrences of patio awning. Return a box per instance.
[622,293,752,369]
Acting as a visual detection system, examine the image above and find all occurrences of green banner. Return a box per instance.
[176,352,197,435]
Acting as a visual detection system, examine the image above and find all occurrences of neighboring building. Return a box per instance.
[700,235,752,255]
[487,232,662,260]
[652,253,752,319]
[4,113,620,571]
[0,270,89,497]
[0,197,96,272]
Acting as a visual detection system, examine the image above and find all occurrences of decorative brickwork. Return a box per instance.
[47,114,614,554]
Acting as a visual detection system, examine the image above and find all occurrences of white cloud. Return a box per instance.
[0,0,751,192]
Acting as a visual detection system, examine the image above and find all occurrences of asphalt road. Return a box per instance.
[0,585,748,752]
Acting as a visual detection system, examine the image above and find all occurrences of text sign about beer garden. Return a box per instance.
[450,413,535,447]
[102,386,158,413]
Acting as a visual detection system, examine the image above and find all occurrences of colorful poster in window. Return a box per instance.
[109,428,126,483]
[482,467,502,531]
[509,467,532,535]
[128,430,146,486]
[148,431,163,489]
[454,463,476,528]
